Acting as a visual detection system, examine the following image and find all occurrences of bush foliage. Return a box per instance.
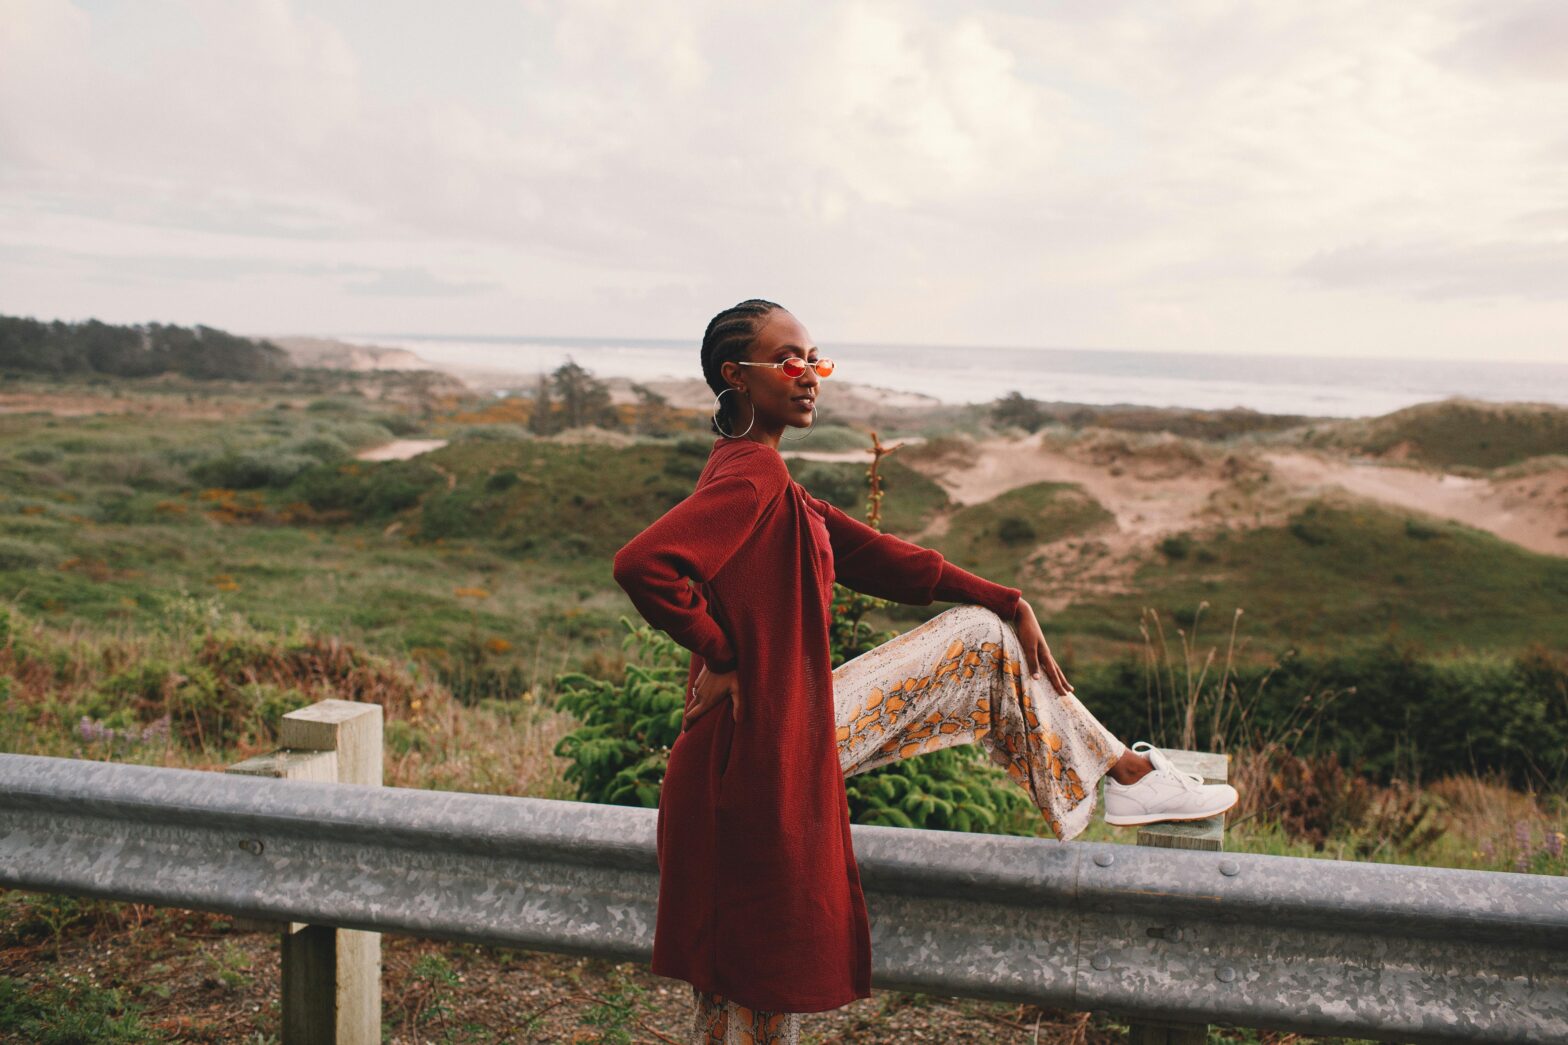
[552,603,1041,836]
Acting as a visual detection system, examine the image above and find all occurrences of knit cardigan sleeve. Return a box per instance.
[805,493,1023,620]
[612,474,762,673]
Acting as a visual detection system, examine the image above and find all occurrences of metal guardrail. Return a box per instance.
[1,752,1564,1044]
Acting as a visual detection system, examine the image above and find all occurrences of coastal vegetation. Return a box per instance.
[1302,398,1568,470]
[1,358,1563,1041]
[0,315,289,382]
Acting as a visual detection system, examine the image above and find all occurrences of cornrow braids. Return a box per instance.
[700,298,783,435]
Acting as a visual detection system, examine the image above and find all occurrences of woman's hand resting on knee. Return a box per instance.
[683,664,743,731]
[1012,599,1075,695]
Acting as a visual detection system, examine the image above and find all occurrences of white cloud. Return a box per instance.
[0,0,1563,360]
[1297,239,1568,301]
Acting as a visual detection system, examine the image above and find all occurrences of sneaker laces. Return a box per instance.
[1130,741,1204,793]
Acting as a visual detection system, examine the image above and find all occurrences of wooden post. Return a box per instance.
[227,699,383,1045]
[1119,748,1228,1045]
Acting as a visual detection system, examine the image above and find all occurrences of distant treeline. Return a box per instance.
[0,314,291,381]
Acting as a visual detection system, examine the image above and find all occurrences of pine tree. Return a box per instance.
[550,356,618,430]
[528,371,557,435]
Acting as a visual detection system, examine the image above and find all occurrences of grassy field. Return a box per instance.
[1062,500,1568,656]
[1,371,1563,1043]
[7,383,1560,670]
[936,480,1117,587]
[2,593,1559,1043]
[1298,397,1568,470]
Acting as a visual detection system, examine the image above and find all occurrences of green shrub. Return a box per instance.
[553,618,686,807]
[81,661,311,751]
[287,459,443,522]
[191,449,318,489]
[785,422,874,452]
[1288,518,1331,546]
[997,515,1038,545]
[0,975,156,1043]
[842,745,1036,833]
[305,396,358,412]
[554,606,1042,835]
[78,452,188,491]
[12,445,60,465]
[329,420,396,448]
[0,537,52,570]
[368,412,426,437]
[455,424,532,442]
[1074,639,1568,789]
[286,433,350,461]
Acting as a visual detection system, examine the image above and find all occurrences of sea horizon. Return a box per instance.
[340,333,1568,420]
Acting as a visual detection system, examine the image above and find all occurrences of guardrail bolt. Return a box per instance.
[1091,954,1111,971]
[1093,851,1115,867]
[239,839,264,856]
[1216,965,1237,983]
[1218,859,1239,877]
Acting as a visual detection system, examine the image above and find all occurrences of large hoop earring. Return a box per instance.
[781,405,816,441]
[713,387,754,439]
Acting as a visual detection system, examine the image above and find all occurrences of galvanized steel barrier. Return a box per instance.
[1,752,1564,1044]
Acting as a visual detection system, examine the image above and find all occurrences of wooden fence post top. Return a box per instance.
[278,699,382,788]
[1124,747,1230,1043]
[1128,747,1230,852]
[225,697,384,1042]
[282,698,383,728]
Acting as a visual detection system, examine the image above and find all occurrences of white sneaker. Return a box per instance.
[1103,741,1239,826]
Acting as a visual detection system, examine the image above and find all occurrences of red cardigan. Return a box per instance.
[612,435,1022,1013]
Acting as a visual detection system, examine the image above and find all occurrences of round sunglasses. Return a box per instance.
[735,357,836,379]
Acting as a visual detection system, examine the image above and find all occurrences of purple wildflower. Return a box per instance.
[1514,820,1532,850]
[77,714,170,747]
[77,716,110,743]
[1546,830,1564,861]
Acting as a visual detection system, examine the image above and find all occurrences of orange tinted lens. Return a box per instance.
[780,357,807,377]
[814,358,835,377]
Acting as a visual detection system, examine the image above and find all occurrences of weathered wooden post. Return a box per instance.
[227,698,384,1045]
[1117,748,1229,1045]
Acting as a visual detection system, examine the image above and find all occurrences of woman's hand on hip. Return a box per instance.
[683,664,743,730]
[1012,599,1075,695]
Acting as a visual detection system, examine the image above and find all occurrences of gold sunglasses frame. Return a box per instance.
[734,358,836,378]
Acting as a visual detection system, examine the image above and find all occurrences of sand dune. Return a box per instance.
[790,426,1561,564]
[1261,450,1568,557]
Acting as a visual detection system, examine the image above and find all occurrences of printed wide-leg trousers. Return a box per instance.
[687,603,1128,1044]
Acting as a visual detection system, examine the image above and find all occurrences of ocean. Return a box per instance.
[346,335,1568,419]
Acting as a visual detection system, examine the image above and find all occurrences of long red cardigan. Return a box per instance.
[612,435,1022,1013]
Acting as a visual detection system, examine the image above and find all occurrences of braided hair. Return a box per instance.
[700,298,783,435]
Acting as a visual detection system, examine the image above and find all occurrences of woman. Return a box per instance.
[612,299,1238,1045]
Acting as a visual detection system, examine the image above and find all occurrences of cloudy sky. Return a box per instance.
[2,0,1565,362]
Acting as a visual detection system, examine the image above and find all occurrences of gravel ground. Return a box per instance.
[2,897,1365,1044]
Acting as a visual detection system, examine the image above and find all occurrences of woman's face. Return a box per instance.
[724,309,820,432]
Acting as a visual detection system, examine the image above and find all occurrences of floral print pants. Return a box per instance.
[687,604,1127,1044]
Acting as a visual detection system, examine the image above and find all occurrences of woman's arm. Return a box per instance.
[805,493,1022,619]
[806,490,1073,690]
[612,474,764,673]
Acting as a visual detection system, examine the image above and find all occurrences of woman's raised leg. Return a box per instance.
[690,985,801,1045]
[832,603,1127,841]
